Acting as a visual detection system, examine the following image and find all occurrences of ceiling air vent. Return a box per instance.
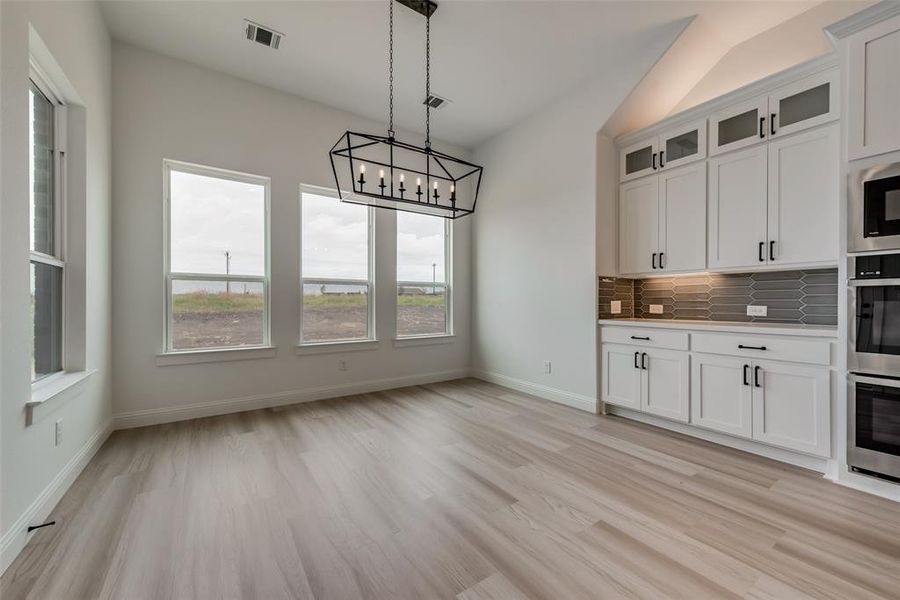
[423,94,451,110]
[244,20,283,49]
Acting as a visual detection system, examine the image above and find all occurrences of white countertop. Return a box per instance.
[597,318,838,338]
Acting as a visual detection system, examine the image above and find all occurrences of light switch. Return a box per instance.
[649,304,664,314]
[747,305,768,317]
[610,300,622,314]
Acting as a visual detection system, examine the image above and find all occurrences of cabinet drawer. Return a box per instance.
[691,332,830,366]
[601,327,688,351]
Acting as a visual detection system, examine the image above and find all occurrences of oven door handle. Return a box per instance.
[849,373,900,389]
[849,278,900,287]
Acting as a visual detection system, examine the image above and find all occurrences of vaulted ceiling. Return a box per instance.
[100,1,825,148]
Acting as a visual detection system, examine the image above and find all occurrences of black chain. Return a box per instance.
[388,0,394,138]
[425,11,431,150]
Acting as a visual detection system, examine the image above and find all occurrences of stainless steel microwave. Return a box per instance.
[849,162,900,253]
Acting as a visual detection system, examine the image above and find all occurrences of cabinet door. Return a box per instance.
[659,119,706,171]
[659,162,706,273]
[619,177,659,275]
[601,344,642,411]
[690,353,753,438]
[708,145,768,269]
[641,348,689,423]
[767,124,839,266]
[768,69,839,139]
[751,360,831,457]
[620,137,659,182]
[848,14,900,160]
[709,95,768,156]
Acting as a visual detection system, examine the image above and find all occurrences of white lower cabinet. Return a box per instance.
[601,344,689,423]
[691,353,753,438]
[601,326,833,459]
[751,359,831,457]
[642,348,690,422]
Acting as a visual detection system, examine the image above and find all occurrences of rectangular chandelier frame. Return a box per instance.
[329,131,483,220]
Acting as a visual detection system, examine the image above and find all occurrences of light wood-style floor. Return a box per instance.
[3,378,900,599]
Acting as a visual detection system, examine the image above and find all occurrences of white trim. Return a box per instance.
[113,369,470,429]
[27,370,95,426]
[295,340,379,355]
[472,370,598,413]
[163,160,272,352]
[393,334,456,348]
[607,406,831,473]
[156,345,277,366]
[825,0,900,40]
[0,420,112,576]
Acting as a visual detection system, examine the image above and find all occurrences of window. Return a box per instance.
[164,161,269,352]
[30,78,64,381]
[300,187,373,344]
[397,212,450,337]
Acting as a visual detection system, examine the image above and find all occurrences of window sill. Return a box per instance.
[156,346,277,367]
[27,369,96,426]
[295,340,379,356]
[393,334,456,348]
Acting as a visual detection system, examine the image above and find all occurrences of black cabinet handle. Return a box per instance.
[659,252,665,269]
[754,366,762,388]
[770,113,776,136]
[652,153,657,170]
[743,364,750,386]
[769,240,776,261]
[641,352,648,370]
[659,150,665,168]
[630,335,650,341]
[738,344,767,351]
[652,253,657,269]
[758,241,765,262]
[634,351,640,369]
[759,116,766,138]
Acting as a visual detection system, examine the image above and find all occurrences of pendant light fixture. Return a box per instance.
[329,0,483,219]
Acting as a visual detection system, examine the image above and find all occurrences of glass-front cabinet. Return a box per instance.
[768,69,839,139]
[710,96,769,156]
[619,119,706,182]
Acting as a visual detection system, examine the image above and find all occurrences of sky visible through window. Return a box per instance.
[397,211,445,283]
[302,191,368,280]
[170,170,265,276]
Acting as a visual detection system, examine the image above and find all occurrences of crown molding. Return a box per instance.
[825,0,900,40]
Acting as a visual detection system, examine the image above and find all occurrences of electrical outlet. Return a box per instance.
[747,305,768,317]
[610,300,622,315]
[543,360,552,374]
[54,420,63,447]
[338,359,348,372]
[649,304,664,314]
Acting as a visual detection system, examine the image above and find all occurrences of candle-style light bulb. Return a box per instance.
[357,163,366,189]
[360,164,366,174]
[398,172,406,198]
[378,169,387,195]
[416,177,423,201]
[432,181,440,202]
[400,173,405,183]
[450,183,456,201]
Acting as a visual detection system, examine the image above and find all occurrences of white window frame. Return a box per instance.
[162,159,272,354]
[299,184,376,347]
[29,66,67,384]
[396,216,453,339]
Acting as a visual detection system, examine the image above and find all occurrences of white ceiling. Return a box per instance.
[100,0,822,148]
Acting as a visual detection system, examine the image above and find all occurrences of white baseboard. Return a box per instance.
[607,406,830,473]
[0,419,113,576]
[472,370,598,413]
[113,369,470,429]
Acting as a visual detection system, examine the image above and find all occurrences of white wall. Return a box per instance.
[0,0,112,571]
[471,23,687,410]
[110,43,471,425]
[672,1,872,113]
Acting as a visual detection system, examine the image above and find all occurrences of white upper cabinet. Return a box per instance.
[658,162,706,273]
[619,119,706,182]
[709,96,769,156]
[619,176,659,274]
[847,14,900,160]
[658,119,707,171]
[708,145,769,269]
[767,124,839,265]
[620,138,659,182]
[768,70,839,139]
